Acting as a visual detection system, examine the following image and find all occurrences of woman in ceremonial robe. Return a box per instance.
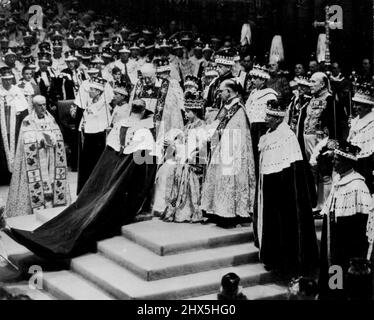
[258,99,318,276]
[5,99,158,259]
[161,92,206,223]
[5,96,70,218]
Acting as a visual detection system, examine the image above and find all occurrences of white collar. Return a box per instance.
[351,111,374,132]
[335,170,365,187]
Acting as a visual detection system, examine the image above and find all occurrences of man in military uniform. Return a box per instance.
[34,52,57,116]
[303,72,348,212]
[51,52,86,171]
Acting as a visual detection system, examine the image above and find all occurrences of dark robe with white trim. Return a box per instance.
[7,117,157,259]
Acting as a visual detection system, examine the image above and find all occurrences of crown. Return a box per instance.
[113,86,129,96]
[154,57,171,73]
[249,64,270,80]
[352,82,374,106]
[295,76,311,87]
[184,75,199,88]
[204,65,219,77]
[266,99,286,117]
[184,91,205,110]
[89,76,107,91]
[215,48,235,66]
[334,140,361,161]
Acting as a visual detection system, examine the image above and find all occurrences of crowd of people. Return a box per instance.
[0,1,374,300]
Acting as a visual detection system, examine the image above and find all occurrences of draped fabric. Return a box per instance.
[7,146,157,259]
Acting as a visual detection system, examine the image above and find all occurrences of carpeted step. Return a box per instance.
[122,219,252,256]
[71,253,273,300]
[42,270,114,300]
[98,236,259,281]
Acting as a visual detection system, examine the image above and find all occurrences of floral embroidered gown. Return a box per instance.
[5,110,70,218]
[162,118,206,223]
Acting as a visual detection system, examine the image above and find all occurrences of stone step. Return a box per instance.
[43,270,114,300]
[3,283,56,300]
[122,219,252,256]
[186,283,288,300]
[98,236,259,281]
[71,253,273,300]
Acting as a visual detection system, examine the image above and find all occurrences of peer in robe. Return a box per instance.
[257,99,319,277]
[318,141,372,300]
[5,95,70,218]
[347,83,374,194]
[0,68,29,185]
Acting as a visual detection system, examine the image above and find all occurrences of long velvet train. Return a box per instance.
[6,146,157,259]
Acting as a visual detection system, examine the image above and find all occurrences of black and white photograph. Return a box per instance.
[0,0,374,307]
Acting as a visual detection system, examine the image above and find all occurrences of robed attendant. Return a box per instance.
[201,80,256,228]
[0,68,29,185]
[318,141,372,299]
[74,76,113,194]
[5,96,70,218]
